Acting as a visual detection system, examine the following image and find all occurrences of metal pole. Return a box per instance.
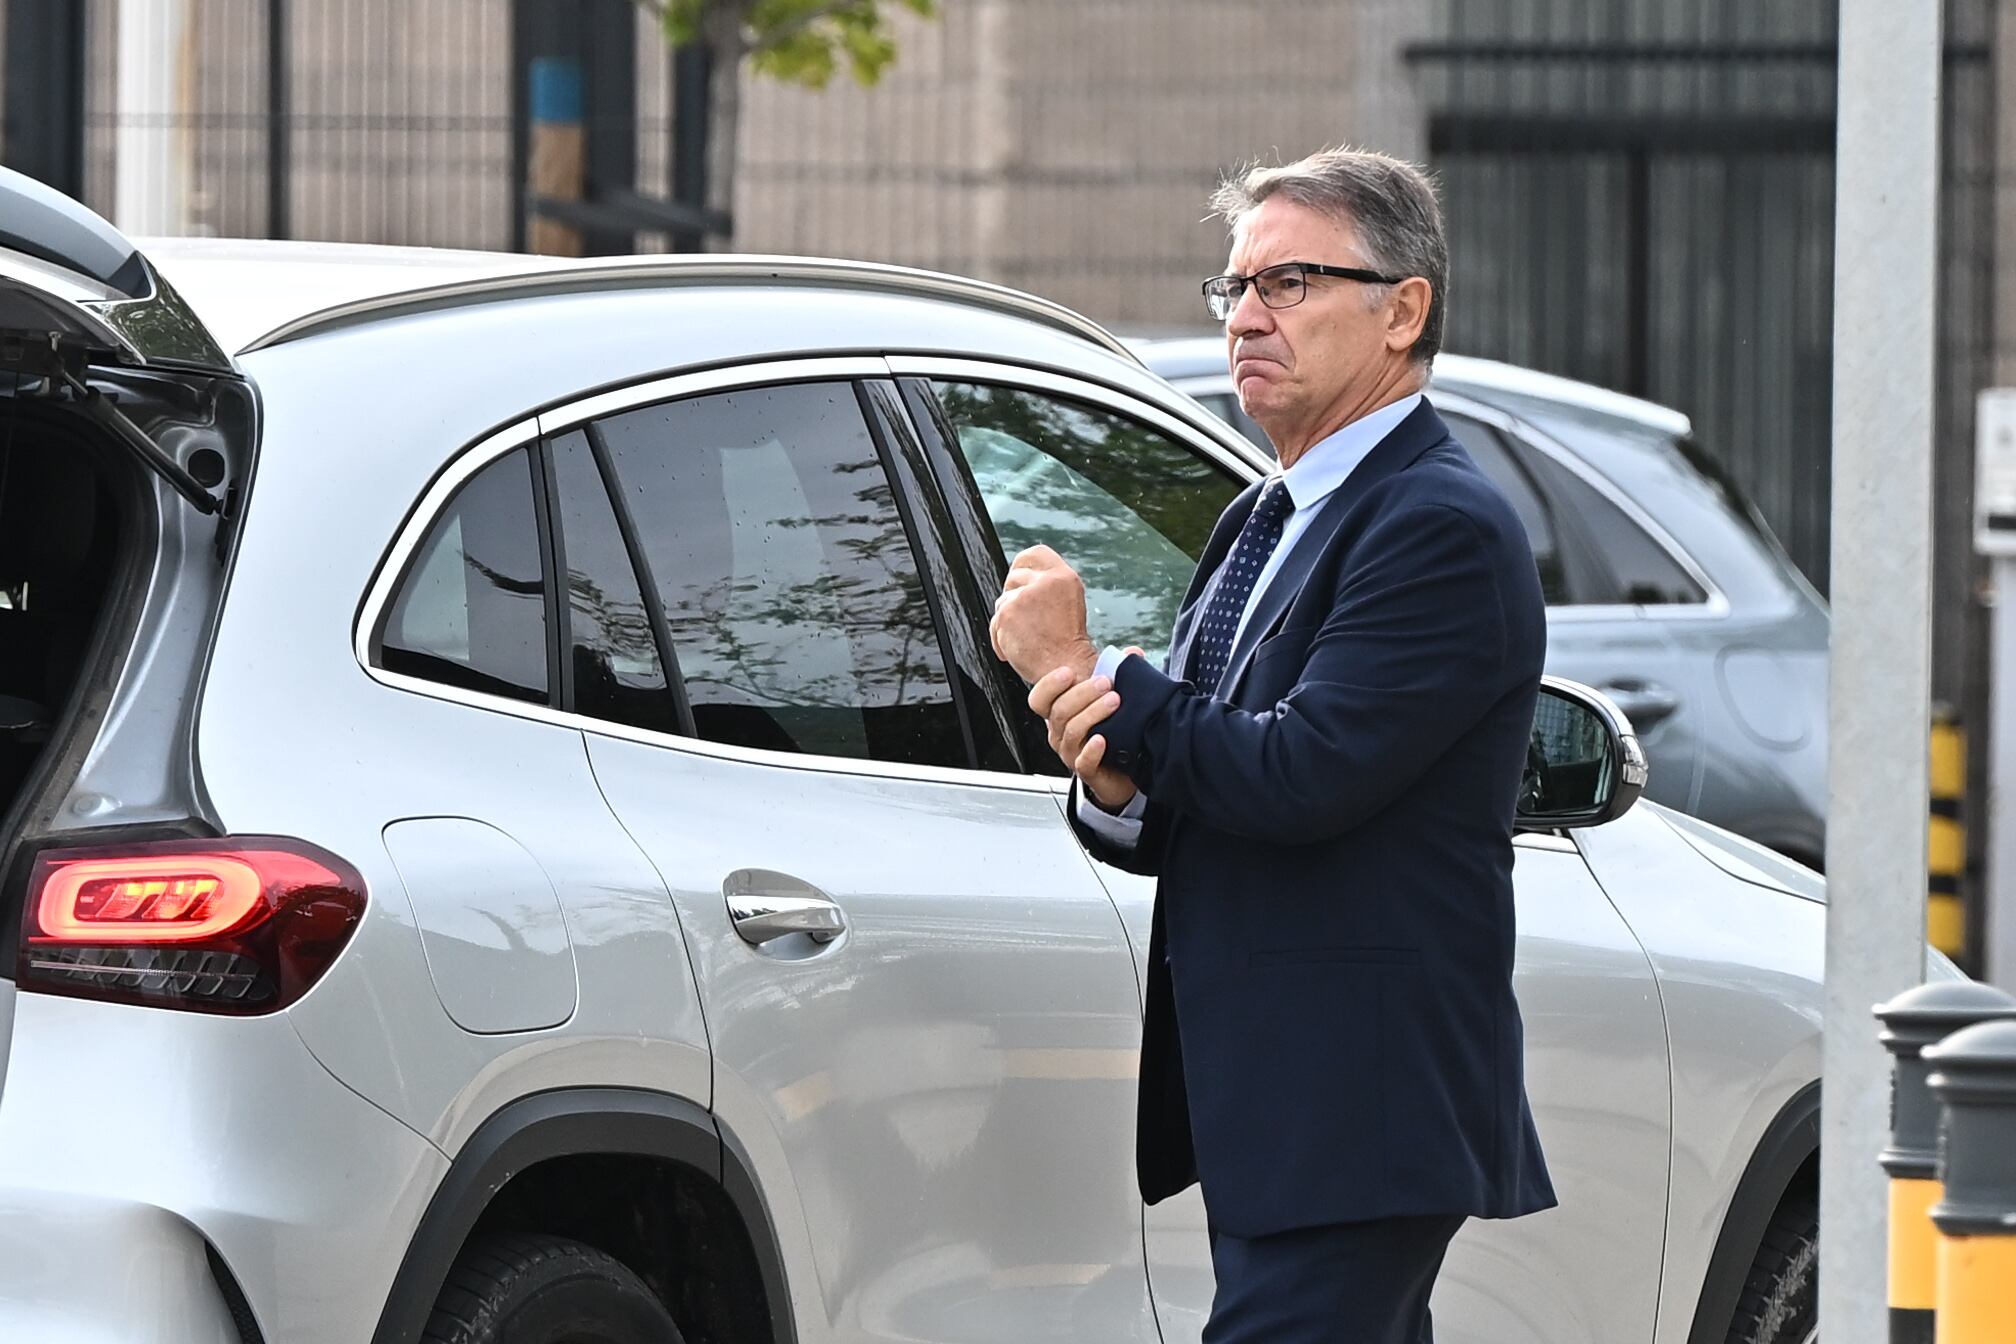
[114,0,195,234]
[1,0,88,198]
[1993,549,2016,991]
[1824,2,1943,1341]
[266,0,288,239]
[670,41,710,253]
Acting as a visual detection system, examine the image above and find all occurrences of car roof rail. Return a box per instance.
[237,254,1141,363]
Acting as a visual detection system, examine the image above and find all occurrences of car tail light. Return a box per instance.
[18,837,366,1014]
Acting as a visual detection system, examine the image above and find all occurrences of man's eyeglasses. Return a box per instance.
[1201,261,1406,321]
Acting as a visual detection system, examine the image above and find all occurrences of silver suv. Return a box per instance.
[1131,334,1830,870]
[0,169,1929,1344]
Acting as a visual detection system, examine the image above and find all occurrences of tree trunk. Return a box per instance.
[702,4,746,249]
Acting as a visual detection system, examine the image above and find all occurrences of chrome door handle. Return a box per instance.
[1599,679,1681,731]
[724,869,846,945]
[728,894,846,944]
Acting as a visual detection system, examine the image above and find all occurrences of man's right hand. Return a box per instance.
[1029,656,1140,812]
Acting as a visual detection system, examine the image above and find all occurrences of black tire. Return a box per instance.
[422,1233,685,1344]
[1724,1195,1818,1344]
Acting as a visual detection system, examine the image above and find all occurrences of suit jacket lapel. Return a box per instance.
[1216,485,1354,701]
[1215,399,1453,701]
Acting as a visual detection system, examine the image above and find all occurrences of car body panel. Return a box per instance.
[587,735,1158,1344]
[1571,804,1827,1344]
[0,992,446,1344]
[197,330,714,1149]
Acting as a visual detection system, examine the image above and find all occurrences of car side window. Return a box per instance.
[1443,412,1572,606]
[1522,448,1709,606]
[547,430,681,734]
[593,382,968,769]
[381,447,549,703]
[930,381,1244,665]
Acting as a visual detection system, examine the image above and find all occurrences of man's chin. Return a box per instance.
[1236,384,1284,423]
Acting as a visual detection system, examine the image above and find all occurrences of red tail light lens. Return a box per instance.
[19,837,366,1014]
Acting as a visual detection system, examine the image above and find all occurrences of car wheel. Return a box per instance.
[1723,1195,1818,1344]
[423,1233,684,1344]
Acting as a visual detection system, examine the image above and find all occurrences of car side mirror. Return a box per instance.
[1514,677,1650,832]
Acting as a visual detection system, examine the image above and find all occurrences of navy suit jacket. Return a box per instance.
[1071,399,1557,1237]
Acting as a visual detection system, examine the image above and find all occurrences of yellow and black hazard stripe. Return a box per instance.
[1928,712,1966,959]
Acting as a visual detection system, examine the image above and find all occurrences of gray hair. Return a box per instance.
[1208,147,1448,366]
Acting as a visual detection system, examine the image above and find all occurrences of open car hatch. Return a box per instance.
[2,165,238,514]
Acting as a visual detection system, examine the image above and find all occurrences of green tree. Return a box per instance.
[636,0,941,246]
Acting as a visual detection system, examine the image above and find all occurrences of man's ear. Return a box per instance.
[1385,277,1433,354]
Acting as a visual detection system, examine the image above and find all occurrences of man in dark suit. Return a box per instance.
[989,148,1555,1343]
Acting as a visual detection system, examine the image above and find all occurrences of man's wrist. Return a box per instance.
[1086,781,1137,814]
[1064,637,1099,683]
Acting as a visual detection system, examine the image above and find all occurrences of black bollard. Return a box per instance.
[1924,1017,2016,1343]
[1875,982,2016,1344]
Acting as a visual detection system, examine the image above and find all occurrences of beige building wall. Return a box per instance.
[73,0,1429,335]
[735,0,1432,328]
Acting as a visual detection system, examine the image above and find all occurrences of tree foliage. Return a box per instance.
[643,0,940,88]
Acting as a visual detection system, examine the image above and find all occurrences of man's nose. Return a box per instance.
[1226,283,1275,338]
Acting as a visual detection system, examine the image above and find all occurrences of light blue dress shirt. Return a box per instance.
[1075,393,1424,845]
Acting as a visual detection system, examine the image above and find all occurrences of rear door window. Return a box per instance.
[547,430,681,734]
[591,382,970,769]
[1521,450,1709,606]
[1443,412,1573,606]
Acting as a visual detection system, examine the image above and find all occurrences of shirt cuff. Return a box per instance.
[1075,782,1148,847]
[1094,644,1133,682]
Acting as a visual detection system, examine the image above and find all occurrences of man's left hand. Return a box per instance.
[991,545,1098,685]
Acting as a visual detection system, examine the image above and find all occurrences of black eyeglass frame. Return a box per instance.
[1201,261,1408,320]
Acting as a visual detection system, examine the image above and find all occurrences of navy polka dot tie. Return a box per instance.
[1188,478,1295,699]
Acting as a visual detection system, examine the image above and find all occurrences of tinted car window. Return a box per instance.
[1442,413,1571,606]
[595,383,967,768]
[382,447,549,703]
[1529,455,1708,606]
[932,382,1243,664]
[548,430,680,734]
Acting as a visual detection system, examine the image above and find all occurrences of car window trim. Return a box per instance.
[888,356,1267,483]
[895,359,1260,780]
[571,420,698,737]
[863,379,1027,771]
[529,438,571,712]
[354,357,1068,792]
[893,376,1057,775]
[581,420,696,736]
[848,379,985,771]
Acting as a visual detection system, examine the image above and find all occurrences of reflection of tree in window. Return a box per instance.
[933,383,1241,662]
[550,432,679,734]
[596,385,964,768]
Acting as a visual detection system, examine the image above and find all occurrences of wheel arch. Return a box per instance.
[369,1088,794,1344]
[1683,1080,1820,1344]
